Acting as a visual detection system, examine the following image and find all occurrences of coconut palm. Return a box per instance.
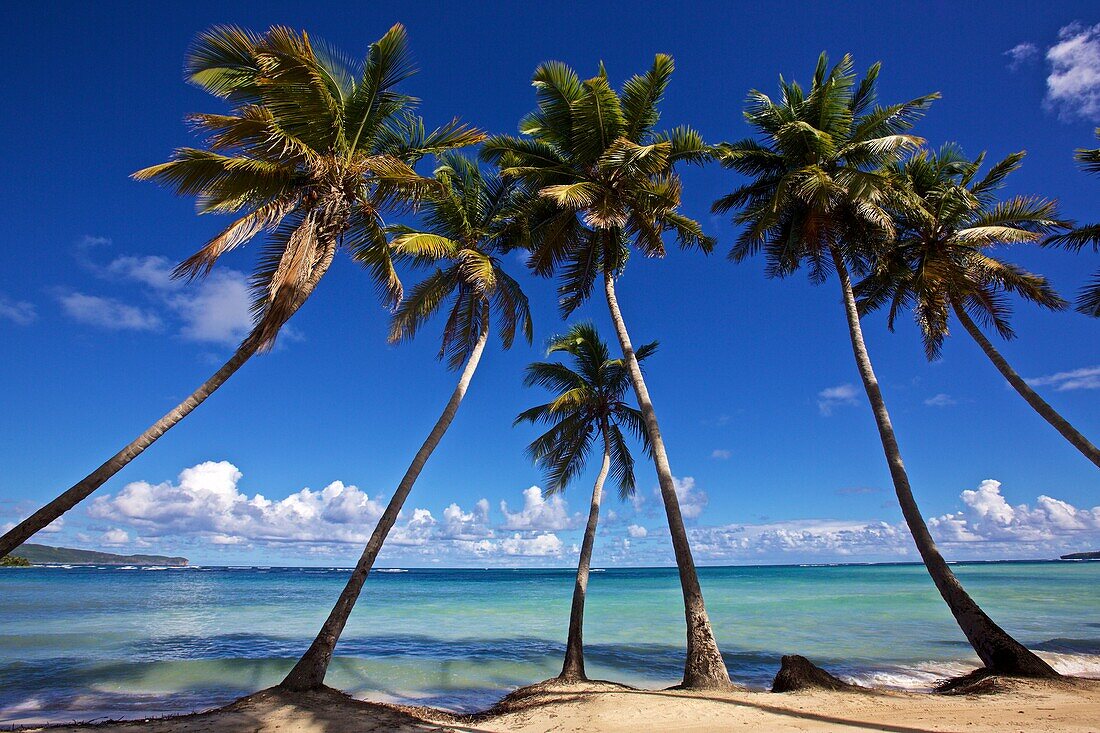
[515,322,653,681]
[713,53,1057,678]
[482,55,731,688]
[1044,128,1100,316]
[281,153,532,690]
[0,24,482,559]
[858,146,1098,468]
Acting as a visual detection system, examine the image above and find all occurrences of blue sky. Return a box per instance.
[1,1,1097,566]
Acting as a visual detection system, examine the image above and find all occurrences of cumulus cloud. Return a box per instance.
[83,461,574,564]
[626,524,648,538]
[818,383,859,415]
[929,479,1100,545]
[1005,42,1039,70]
[924,393,957,407]
[101,528,130,545]
[711,449,731,460]
[1025,365,1100,391]
[59,293,162,331]
[500,486,575,531]
[682,480,1100,563]
[661,476,708,520]
[89,461,388,545]
[499,532,564,557]
[1045,22,1100,120]
[0,295,36,325]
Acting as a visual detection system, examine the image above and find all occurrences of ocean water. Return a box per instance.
[1,562,1098,724]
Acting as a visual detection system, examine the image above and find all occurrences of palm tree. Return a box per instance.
[281,153,532,690]
[858,145,1098,468]
[0,25,482,560]
[483,55,731,688]
[1045,128,1100,316]
[515,322,653,681]
[713,53,1057,678]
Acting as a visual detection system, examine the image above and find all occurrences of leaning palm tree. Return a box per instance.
[515,322,653,681]
[858,145,1098,468]
[1044,128,1100,316]
[483,55,731,688]
[0,25,482,559]
[281,153,532,690]
[713,53,1057,678]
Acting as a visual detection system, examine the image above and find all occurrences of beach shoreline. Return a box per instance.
[13,675,1100,733]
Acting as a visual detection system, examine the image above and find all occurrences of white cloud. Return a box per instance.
[818,383,859,415]
[83,462,576,565]
[711,449,731,460]
[441,499,492,541]
[89,461,388,545]
[929,479,1100,545]
[107,254,253,345]
[71,247,254,346]
[658,476,708,520]
[500,486,575,531]
[169,271,253,344]
[499,532,563,557]
[627,524,648,538]
[1045,22,1100,120]
[683,480,1100,563]
[101,528,130,545]
[689,519,908,560]
[0,295,36,325]
[924,393,957,407]
[1005,42,1039,70]
[59,293,162,331]
[1025,365,1100,391]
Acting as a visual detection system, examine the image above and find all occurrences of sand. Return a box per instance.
[17,677,1100,733]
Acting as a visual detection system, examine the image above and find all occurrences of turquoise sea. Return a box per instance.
[1,562,1098,725]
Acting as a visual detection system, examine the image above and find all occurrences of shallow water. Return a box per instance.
[1,562,1098,723]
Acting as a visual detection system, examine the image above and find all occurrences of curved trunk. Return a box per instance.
[280,307,491,691]
[0,241,338,559]
[832,250,1057,678]
[953,303,1100,469]
[559,434,611,681]
[603,271,731,689]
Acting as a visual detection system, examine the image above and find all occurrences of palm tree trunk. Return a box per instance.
[832,250,1057,678]
[0,242,338,560]
[559,433,611,682]
[952,303,1100,469]
[603,271,731,689]
[280,307,491,691]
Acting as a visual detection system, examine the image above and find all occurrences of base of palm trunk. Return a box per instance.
[279,652,330,692]
[555,672,589,684]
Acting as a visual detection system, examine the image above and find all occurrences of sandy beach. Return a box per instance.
[19,676,1100,733]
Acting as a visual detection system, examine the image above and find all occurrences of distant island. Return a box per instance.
[1060,551,1100,561]
[9,543,188,566]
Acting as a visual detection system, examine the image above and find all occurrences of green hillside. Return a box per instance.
[13,543,188,566]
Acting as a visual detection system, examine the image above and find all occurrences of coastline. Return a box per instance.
[14,676,1100,733]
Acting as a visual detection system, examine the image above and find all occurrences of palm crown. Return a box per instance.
[134,24,483,347]
[515,323,653,496]
[388,153,533,368]
[482,55,713,315]
[713,53,937,281]
[857,145,1068,359]
[1044,128,1100,316]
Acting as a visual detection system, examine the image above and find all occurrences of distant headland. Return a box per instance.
[1059,551,1100,561]
[8,543,188,566]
